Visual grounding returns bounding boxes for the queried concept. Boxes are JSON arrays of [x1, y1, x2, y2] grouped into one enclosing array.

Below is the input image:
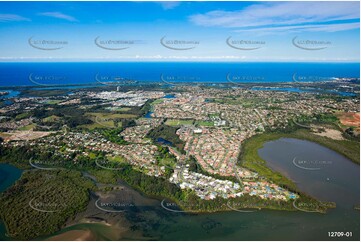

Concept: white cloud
[[189, 2, 360, 33], [0, 14, 30, 22], [38, 12, 78, 22], [157, 1, 181, 10], [234, 22, 360, 34]]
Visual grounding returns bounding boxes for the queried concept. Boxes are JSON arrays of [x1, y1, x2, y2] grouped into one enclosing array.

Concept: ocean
[[0, 62, 359, 87]]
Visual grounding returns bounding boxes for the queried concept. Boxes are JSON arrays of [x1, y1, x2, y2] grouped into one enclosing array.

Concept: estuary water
[[258, 138, 359, 209], [44, 138, 360, 241], [0, 163, 23, 241], [0, 138, 359, 240]]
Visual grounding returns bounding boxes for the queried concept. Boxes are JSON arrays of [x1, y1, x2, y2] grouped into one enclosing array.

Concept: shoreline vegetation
[[242, 128, 359, 166], [0, 169, 95, 240], [0, 125, 357, 239]]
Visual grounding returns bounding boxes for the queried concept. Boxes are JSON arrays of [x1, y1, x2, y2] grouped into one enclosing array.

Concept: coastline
[[0, 125, 357, 240], [46, 229, 94, 241]]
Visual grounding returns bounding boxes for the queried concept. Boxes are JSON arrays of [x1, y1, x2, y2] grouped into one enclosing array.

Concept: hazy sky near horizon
[[0, 1, 359, 62]]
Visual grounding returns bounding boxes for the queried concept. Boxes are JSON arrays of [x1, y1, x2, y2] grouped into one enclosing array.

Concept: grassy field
[[88, 152, 97, 159], [18, 123, 36, 131], [106, 155, 127, 163], [165, 119, 194, 126], [42, 115, 60, 122], [78, 121, 117, 130], [44, 100, 62, 105], [15, 112, 31, 120], [151, 99, 164, 105], [0, 132, 11, 139], [195, 120, 214, 127], [105, 107, 132, 112], [80, 112, 137, 129], [158, 157, 176, 168], [85, 112, 137, 119]]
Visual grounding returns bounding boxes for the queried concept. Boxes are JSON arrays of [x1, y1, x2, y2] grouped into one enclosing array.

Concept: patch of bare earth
[[46, 229, 95, 241], [4, 130, 53, 142], [337, 112, 360, 131], [312, 128, 345, 140]]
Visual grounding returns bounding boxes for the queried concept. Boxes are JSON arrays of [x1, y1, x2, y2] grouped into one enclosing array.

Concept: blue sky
[[0, 1, 359, 62]]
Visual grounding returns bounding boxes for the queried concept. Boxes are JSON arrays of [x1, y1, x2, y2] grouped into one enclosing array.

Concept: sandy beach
[[47, 229, 95, 241]]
